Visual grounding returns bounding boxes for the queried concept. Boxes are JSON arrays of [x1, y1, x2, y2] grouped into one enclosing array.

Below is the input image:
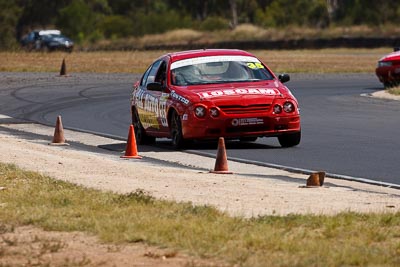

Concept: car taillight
[[210, 107, 219, 117], [194, 106, 206, 118], [283, 101, 295, 113], [273, 104, 282, 114]]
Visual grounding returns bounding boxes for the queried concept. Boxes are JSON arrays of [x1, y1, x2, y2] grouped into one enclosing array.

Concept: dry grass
[[388, 86, 400, 95], [0, 51, 166, 73], [88, 25, 400, 49], [0, 48, 388, 74]]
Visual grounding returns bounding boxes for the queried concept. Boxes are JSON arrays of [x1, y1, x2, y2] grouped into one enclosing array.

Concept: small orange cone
[[306, 171, 325, 187], [210, 137, 232, 174], [60, 58, 67, 76], [121, 125, 142, 159], [49, 115, 69, 146]]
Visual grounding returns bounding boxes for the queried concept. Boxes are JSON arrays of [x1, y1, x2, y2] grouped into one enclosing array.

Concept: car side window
[[154, 61, 167, 86], [28, 32, 35, 41], [143, 60, 162, 87], [140, 66, 152, 87]]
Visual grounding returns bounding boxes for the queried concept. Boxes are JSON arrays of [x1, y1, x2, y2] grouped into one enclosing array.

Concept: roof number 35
[[246, 62, 264, 69]]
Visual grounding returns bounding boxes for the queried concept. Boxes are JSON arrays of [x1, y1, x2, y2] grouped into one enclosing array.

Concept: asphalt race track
[[0, 72, 399, 185]]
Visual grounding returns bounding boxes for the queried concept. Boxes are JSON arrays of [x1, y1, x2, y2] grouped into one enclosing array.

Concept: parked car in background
[[376, 47, 400, 87], [130, 49, 301, 149], [20, 30, 74, 52]]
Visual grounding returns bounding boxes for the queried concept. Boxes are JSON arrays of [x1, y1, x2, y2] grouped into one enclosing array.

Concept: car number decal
[[134, 88, 168, 127], [246, 62, 264, 69], [198, 88, 280, 98]]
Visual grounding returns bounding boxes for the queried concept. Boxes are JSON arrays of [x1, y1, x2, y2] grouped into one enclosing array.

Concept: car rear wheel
[[384, 81, 399, 88], [170, 111, 186, 149], [132, 109, 155, 145], [278, 131, 301, 147]]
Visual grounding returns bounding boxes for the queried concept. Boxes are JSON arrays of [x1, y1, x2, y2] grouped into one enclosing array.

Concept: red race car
[[376, 48, 400, 87], [131, 49, 301, 149]]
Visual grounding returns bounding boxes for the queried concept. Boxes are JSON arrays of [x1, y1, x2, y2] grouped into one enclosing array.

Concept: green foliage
[[255, 0, 328, 27], [56, 0, 98, 43], [0, 0, 22, 50], [131, 9, 193, 37], [197, 16, 230, 32], [100, 15, 133, 39], [334, 0, 400, 26]]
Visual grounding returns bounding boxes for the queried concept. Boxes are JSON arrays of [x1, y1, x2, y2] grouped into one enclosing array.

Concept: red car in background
[[130, 49, 301, 149], [376, 47, 400, 87]]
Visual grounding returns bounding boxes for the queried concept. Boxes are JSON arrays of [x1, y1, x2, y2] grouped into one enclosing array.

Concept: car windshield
[[41, 34, 68, 40], [170, 55, 274, 86]]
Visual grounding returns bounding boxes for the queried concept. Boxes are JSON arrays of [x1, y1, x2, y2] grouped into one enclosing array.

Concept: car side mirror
[[278, 73, 290, 83], [146, 82, 163, 91]]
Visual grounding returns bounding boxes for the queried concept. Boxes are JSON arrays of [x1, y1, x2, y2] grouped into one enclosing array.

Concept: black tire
[[41, 45, 50, 53], [132, 109, 155, 145], [170, 111, 186, 149], [278, 131, 301, 147], [384, 82, 392, 88], [385, 80, 400, 88]]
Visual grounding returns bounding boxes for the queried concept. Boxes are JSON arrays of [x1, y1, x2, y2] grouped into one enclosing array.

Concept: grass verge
[[1, 162, 400, 266], [388, 86, 400, 96]]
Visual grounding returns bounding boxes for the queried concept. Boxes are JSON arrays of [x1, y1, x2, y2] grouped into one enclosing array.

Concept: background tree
[[0, 0, 22, 50], [56, 0, 111, 43], [255, 0, 328, 27], [229, 0, 238, 28], [326, 0, 340, 25], [16, 0, 71, 40]]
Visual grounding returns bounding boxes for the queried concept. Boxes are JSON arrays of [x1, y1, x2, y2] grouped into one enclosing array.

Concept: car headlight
[[273, 104, 282, 114], [283, 101, 295, 113], [194, 106, 206, 118], [378, 61, 392, 67], [210, 107, 219, 117]]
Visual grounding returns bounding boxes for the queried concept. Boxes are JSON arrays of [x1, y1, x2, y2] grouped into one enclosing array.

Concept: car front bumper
[[181, 115, 300, 140]]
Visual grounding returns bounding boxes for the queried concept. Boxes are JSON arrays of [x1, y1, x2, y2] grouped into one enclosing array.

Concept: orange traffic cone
[[306, 171, 325, 187], [49, 115, 69, 146], [210, 137, 232, 174], [59, 58, 67, 76], [121, 125, 142, 159]]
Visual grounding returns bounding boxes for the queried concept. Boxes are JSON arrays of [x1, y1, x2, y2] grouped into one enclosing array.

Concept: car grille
[[218, 104, 270, 114]]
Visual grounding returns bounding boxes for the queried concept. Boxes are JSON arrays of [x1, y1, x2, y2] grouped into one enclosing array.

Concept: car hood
[[174, 81, 291, 106], [379, 51, 400, 62]]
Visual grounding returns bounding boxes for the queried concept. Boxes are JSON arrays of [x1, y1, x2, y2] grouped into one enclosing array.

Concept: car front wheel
[[278, 131, 301, 147], [170, 111, 186, 149]]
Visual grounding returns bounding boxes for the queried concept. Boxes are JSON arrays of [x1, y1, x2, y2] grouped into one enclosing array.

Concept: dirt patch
[[0, 225, 223, 267]]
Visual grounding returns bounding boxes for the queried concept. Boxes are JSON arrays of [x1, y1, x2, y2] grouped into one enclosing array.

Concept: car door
[[135, 59, 169, 133]]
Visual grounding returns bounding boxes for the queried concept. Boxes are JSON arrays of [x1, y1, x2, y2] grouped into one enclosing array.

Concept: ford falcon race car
[[131, 49, 301, 149], [376, 47, 400, 87]]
